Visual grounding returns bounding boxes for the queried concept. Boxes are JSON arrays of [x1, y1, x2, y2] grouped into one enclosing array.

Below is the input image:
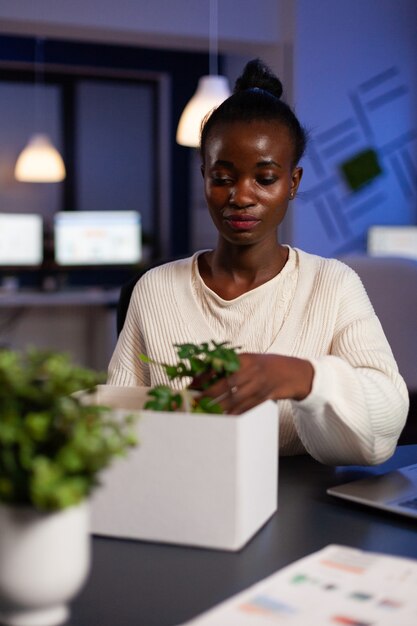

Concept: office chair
[[341, 254, 417, 445], [116, 272, 144, 336]]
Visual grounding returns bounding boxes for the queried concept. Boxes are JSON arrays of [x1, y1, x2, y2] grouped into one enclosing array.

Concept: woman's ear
[[290, 166, 303, 196]]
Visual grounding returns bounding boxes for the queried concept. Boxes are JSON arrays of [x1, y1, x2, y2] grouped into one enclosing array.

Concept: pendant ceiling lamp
[[15, 134, 66, 182], [14, 38, 66, 183], [176, 0, 231, 148]]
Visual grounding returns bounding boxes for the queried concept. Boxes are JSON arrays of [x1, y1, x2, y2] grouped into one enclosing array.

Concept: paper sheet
[[180, 544, 417, 626]]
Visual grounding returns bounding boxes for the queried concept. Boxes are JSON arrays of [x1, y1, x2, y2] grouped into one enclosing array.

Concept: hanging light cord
[[33, 37, 44, 133], [175, 0, 231, 147], [209, 0, 219, 76]]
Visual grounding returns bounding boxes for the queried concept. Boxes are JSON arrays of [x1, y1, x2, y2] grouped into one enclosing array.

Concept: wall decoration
[[301, 66, 416, 256], [340, 148, 382, 192]]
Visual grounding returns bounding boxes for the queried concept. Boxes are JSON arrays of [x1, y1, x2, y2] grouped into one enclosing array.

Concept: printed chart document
[[180, 544, 417, 625]]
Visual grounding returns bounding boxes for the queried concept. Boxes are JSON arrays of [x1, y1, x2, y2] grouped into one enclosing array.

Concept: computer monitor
[[368, 225, 417, 260], [54, 211, 142, 266], [0, 213, 43, 267]]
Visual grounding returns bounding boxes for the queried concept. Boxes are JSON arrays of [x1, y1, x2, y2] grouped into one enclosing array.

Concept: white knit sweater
[[108, 247, 408, 465]]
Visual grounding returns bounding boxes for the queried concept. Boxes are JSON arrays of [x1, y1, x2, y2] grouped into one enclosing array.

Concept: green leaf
[[0, 347, 138, 511], [194, 396, 223, 414], [24, 412, 51, 441], [144, 385, 182, 411], [140, 341, 241, 414]]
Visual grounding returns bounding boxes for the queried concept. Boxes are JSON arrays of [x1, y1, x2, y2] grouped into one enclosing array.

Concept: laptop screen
[[0, 213, 43, 267], [54, 211, 142, 266]]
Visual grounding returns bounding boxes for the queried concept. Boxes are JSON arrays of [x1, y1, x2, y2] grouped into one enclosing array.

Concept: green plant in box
[[0, 348, 137, 512], [140, 341, 241, 413]]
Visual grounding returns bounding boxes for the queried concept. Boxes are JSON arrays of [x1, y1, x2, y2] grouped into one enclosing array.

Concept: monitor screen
[[0, 213, 43, 267], [54, 211, 142, 266], [368, 226, 417, 260]]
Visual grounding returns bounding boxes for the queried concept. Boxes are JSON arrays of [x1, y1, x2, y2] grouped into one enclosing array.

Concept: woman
[[108, 59, 408, 465]]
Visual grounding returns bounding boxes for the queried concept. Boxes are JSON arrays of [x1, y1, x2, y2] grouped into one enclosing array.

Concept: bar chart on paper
[[181, 544, 417, 625]]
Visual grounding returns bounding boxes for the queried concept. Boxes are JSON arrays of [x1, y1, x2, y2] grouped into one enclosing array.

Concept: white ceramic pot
[[0, 501, 90, 626]]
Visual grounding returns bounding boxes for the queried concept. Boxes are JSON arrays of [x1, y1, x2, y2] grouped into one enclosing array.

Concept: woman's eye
[[211, 175, 232, 185], [258, 176, 277, 186]]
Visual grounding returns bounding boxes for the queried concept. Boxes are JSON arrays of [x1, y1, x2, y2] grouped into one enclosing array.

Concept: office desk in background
[[0, 289, 120, 371], [69, 445, 417, 626]]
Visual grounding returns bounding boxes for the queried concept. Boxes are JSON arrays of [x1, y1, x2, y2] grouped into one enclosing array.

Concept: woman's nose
[[229, 180, 256, 207]]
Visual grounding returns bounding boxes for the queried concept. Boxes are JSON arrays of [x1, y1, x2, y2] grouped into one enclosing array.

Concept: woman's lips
[[224, 216, 260, 230]]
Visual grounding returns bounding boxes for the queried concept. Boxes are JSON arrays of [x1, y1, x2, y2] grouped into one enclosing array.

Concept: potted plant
[[0, 347, 137, 626], [140, 340, 241, 413]]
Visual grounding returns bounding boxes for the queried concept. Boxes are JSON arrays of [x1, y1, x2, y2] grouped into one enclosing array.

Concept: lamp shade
[[15, 134, 66, 182], [176, 75, 231, 148]]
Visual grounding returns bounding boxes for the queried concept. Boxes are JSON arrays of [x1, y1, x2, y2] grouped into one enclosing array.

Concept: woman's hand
[[198, 353, 314, 415]]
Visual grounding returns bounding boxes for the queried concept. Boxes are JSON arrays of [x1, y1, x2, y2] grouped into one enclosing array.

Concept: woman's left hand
[[199, 353, 314, 415]]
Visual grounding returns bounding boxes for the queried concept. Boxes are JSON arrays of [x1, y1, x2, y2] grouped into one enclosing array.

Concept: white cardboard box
[[90, 385, 279, 551]]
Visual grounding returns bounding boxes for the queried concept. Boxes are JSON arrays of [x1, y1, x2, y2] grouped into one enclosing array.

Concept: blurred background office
[[0, 0, 416, 371]]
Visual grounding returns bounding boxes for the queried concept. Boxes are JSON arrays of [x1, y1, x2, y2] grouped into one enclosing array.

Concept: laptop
[[327, 464, 417, 520]]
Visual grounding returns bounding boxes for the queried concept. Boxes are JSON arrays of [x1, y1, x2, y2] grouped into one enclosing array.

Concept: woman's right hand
[[198, 353, 314, 415]]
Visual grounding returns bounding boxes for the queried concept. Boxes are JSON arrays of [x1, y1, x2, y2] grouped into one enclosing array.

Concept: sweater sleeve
[[107, 281, 151, 387], [291, 268, 409, 466]]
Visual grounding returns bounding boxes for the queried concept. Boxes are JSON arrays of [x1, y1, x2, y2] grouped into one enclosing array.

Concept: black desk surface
[[70, 445, 417, 626]]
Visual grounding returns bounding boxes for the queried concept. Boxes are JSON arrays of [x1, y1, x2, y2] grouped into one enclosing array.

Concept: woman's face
[[202, 120, 302, 247]]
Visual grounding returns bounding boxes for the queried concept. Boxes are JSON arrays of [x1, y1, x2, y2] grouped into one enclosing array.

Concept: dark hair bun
[[200, 57, 307, 165], [234, 58, 283, 99]]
